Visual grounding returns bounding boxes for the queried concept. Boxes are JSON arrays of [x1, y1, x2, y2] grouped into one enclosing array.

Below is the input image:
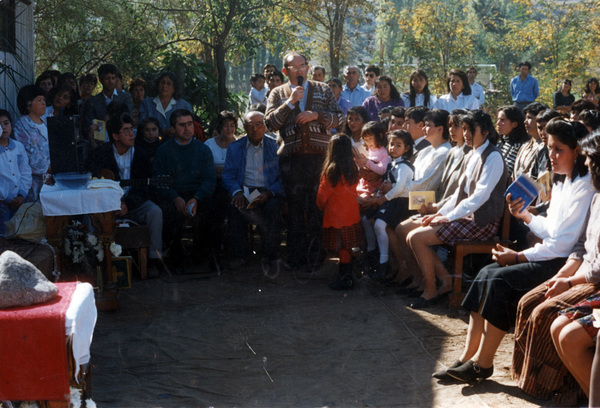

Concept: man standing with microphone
[[265, 51, 344, 270]]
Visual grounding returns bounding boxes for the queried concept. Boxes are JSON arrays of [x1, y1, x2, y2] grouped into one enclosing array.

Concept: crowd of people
[[4, 50, 600, 405]]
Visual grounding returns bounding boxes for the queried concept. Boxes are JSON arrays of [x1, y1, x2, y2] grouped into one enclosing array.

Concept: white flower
[[110, 242, 122, 257], [96, 250, 104, 262], [87, 233, 98, 246]]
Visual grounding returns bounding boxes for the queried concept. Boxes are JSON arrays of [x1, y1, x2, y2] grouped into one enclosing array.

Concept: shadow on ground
[[89, 257, 552, 407]]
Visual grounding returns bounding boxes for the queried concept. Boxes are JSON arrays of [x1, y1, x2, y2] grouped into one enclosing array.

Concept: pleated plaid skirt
[[435, 217, 500, 245], [322, 222, 365, 252]]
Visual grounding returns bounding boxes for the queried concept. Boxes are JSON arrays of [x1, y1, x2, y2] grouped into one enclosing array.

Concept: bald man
[[221, 111, 284, 268]]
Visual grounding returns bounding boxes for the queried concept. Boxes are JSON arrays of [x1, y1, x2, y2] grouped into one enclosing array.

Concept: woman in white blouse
[[204, 111, 239, 269], [407, 109, 452, 193], [435, 118, 595, 384], [401, 69, 437, 109], [433, 69, 479, 112]]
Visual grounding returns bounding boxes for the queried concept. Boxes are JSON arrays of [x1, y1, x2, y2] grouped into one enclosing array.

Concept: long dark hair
[[342, 106, 369, 136], [497, 105, 528, 143], [446, 69, 472, 96], [375, 75, 400, 100], [580, 131, 600, 190], [584, 78, 600, 95], [546, 118, 589, 182], [321, 134, 359, 187], [407, 69, 432, 108]]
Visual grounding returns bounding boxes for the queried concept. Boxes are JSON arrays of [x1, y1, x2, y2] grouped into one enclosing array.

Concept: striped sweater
[[265, 81, 344, 156]]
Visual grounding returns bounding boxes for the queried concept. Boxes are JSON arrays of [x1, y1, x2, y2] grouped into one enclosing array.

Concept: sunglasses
[[365, 73, 375, 78]]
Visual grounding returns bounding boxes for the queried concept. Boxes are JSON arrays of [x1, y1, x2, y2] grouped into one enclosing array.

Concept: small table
[[0, 282, 97, 406], [40, 183, 122, 309]]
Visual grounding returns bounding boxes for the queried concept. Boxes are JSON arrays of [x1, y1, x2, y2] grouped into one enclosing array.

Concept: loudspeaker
[[47, 116, 86, 174]]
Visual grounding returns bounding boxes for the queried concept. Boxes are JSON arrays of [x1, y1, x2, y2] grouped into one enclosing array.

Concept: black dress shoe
[[328, 275, 354, 291], [446, 360, 493, 384], [432, 360, 463, 380], [410, 296, 435, 309]]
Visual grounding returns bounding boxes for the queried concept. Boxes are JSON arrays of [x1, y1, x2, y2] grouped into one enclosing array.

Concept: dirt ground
[[88, 253, 564, 408]]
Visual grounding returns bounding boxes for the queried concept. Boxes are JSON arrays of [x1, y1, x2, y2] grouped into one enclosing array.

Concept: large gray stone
[[0, 250, 59, 309]]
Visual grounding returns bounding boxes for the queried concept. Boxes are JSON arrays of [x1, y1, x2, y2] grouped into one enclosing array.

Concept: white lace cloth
[[40, 182, 122, 216]]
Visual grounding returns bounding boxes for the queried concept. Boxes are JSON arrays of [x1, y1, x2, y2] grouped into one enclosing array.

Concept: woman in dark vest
[[404, 110, 506, 310]]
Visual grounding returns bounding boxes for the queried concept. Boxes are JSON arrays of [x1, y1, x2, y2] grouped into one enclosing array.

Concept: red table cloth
[[0, 281, 77, 401]]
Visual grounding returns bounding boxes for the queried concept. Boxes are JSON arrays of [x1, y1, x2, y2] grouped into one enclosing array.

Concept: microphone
[[297, 76, 304, 87]]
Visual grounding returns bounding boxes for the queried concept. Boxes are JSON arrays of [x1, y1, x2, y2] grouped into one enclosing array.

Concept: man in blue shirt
[[510, 61, 539, 111], [340, 65, 371, 107]]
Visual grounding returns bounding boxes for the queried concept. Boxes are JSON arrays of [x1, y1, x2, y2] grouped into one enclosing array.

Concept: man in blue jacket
[[222, 111, 283, 268]]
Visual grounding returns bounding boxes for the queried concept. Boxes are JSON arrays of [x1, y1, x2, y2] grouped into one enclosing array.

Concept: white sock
[[374, 219, 389, 263]]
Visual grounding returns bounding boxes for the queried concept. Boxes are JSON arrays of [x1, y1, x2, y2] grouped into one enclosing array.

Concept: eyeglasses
[[120, 126, 134, 134], [286, 64, 307, 72], [365, 73, 375, 78], [245, 121, 265, 128]]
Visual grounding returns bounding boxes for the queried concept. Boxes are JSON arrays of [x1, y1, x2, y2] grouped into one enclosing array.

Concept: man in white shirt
[[340, 65, 371, 107], [88, 113, 163, 276], [467, 66, 485, 108], [361, 65, 380, 93]]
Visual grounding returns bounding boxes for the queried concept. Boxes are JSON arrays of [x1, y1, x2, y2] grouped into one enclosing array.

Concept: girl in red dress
[[317, 134, 365, 290]]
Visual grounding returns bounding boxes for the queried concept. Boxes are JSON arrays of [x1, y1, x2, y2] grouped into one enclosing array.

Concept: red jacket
[[316, 176, 361, 228]]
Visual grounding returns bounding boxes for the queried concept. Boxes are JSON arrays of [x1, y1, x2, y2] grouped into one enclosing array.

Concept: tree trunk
[[215, 43, 228, 112]]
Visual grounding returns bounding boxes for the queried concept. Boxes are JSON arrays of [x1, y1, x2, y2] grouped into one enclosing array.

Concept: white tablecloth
[[40, 181, 122, 216], [65, 282, 97, 380]]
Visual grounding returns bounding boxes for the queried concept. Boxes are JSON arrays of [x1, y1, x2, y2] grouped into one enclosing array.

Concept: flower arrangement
[[64, 220, 122, 264]]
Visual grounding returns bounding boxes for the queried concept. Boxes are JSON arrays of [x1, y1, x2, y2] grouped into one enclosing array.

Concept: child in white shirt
[[248, 73, 267, 110]]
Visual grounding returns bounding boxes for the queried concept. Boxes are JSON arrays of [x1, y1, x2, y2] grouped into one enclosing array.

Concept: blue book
[[504, 174, 541, 212]]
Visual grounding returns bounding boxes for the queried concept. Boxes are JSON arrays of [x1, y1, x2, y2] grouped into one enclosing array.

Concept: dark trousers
[[280, 154, 325, 265], [159, 192, 210, 257], [227, 191, 282, 261]]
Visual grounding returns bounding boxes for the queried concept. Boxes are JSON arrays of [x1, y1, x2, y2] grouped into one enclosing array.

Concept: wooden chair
[[114, 225, 151, 279], [448, 204, 512, 308]]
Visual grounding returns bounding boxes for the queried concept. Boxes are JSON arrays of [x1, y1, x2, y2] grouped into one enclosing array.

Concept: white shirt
[[243, 139, 265, 188], [113, 145, 134, 194], [103, 89, 119, 106], [439, 140, 504, 221], [204, 137, 227, 167], [405, 141, 452, 196], [0, 138, 32, 201], [153, 96, 176, 118], [401, 93, 437, 109], [385, 157, 414, 201], [523, 173, 596, 262], [361, 83, 374, 93], [433, 92, 479, 112], [470, 82, 485, 107]]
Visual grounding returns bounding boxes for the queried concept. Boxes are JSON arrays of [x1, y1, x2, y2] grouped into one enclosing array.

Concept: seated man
[[222, 111, 283, 268], [153, 109, 216, 267], [87, 113, 163, 276]]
